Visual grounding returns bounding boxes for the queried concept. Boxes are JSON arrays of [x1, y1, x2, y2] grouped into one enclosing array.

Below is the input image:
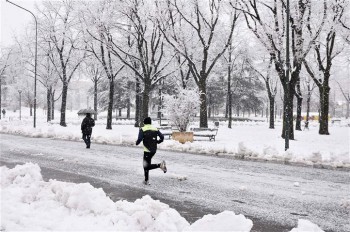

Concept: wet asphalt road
[[1, 133, 349, 232]]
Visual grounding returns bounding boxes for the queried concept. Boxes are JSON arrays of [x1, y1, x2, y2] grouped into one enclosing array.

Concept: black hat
[[143, 117, 152, 124]]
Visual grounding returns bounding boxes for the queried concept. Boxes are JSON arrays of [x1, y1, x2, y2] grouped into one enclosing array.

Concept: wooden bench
[[190, 128, 218, 141]]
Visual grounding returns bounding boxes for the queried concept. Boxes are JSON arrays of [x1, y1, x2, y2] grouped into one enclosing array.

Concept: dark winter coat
[[136, 124, 164, 153], [81, 116, 95, 135]]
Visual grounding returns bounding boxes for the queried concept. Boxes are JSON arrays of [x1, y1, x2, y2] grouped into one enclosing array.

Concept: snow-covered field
[[1, 108, 349, 168], [1, 109, 347, 231], [0, 163, 324, 231]]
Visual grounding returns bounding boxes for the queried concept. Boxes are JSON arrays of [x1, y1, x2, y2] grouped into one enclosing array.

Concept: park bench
[[190, 128, 218, 141], [331, 119, 341, 124]]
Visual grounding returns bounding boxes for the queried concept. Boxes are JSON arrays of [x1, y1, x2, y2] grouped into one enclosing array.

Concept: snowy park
[[1, 0, 350, 231], [1, 109, 349, 231]]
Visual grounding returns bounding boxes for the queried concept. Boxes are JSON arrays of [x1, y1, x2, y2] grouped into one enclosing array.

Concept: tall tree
[[0, 47, 12, 120], [336, 81, 349, 119], [38, 0, 86, 126], [160, 0, 239, 128], [303, 0, 345, 134], [249, 57, 278, 129], [107, 0, 175, 124], [79, 0, 125, 129], [235, 0, 327, 139], [85, 61, 103, 121]]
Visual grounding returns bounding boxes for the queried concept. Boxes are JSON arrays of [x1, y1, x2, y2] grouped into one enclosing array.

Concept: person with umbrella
[[81, 112, 95, 148]]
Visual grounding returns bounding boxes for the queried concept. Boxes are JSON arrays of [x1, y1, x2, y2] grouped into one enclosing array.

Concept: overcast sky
[[0, 0, 348, 102], [0, 0, 39, 47]]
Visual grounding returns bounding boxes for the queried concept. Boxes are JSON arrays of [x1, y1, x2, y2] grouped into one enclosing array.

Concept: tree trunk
[[281, 85, 294, 140], [319, 87, 330, 135], [199, 79, 208, 128], [127, 81, 131, 119], [305, 91, 311, 129], [30, 104, 33, 116], [208, 94, 212, 119], [94, 79, 98, 121], [118, 108, 122, 117], [60, 83, 68, 127], [47, 88, 51, 122], [228, 93, 232, 129], [346, 101, 349, 119], [127, 98, 130, 119], [295, 95, 303, 131], [134, 78, 141, 127], [141, 82, 151, 124], [225, 96, 228, 119], [51, 92, 55, 120], [269, 98, 275, 129], [106, 77, 114, 130], [158, 87, 162, 119]]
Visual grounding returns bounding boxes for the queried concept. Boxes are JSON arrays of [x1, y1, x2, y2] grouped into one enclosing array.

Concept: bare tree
[[336, 81, 350, 119], [234, 0, 327, 139], [0, 47, 13, 120], [38, 0, 86, 126], [165, 0, 192, 89], [222, 43, 241, 128], [303, 0, 345, 134], [106, 0, 175, 125], [249, 57, 278, 129], [85, 61, 103, 121], [160, 0, 239, 128], [302, 75, 316, 129], [79, 0, 126, 129], [338, 1, 350, 45]]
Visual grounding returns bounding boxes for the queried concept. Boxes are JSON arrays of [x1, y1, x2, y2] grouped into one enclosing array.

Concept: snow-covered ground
[[0, 108, 348, 231], [0, 163, 324, 231], [1, 108, 349, 168]]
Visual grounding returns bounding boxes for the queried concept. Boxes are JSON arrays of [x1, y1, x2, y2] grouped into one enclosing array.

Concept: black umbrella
[[77, 109, 97, 115]]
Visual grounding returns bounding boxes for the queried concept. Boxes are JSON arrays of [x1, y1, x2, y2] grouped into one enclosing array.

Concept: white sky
[[0, 0, 39, 47]]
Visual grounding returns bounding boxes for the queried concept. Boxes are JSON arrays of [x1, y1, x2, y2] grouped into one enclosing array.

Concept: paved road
[[1, 133, 349, 232]]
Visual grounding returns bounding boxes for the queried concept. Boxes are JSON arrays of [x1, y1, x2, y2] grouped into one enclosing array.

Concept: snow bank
[[0, 163, 254, 231], [290, 219, 324, 232]]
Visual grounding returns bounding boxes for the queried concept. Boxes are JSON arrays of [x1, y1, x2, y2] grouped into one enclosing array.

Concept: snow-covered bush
[[163, 89, 200, 132]]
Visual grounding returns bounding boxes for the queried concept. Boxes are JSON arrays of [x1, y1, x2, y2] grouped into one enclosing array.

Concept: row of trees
[[1, 0, 349, 139]]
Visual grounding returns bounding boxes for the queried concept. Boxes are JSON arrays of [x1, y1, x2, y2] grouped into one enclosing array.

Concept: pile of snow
[[290, 219, 324, 232], [0, 163, 253, 231], [1, 163, 325, 231]]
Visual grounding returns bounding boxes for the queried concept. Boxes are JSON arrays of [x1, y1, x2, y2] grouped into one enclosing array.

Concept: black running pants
[[143, 152, 159, 181]]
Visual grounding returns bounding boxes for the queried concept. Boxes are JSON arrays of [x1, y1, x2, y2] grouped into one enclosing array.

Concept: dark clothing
[[82, 134, 92, 148], [136, 124, 164, 153], [81, 116, 95, 135], [143, 152, 160, 181], [81, 116, 95, 148], [136, 124, 164, 181]]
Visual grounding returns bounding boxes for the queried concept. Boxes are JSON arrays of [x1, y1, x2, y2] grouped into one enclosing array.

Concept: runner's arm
[[136, 129, 143, 145], [157, 130, 164, 144]]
